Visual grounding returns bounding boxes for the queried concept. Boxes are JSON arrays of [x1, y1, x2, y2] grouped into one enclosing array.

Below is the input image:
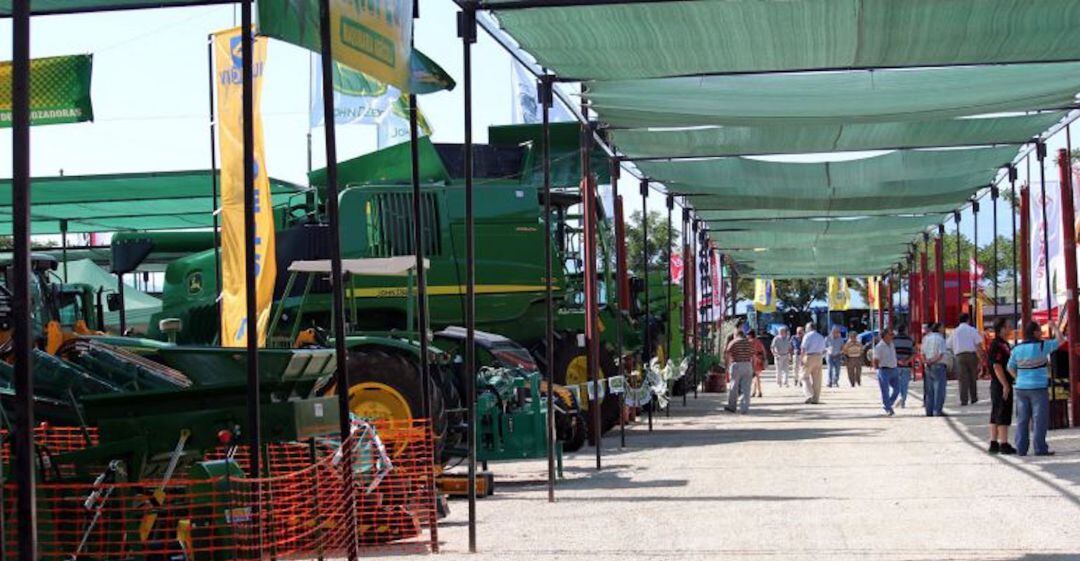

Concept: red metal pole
[[1020, 183, 1033, 326], [614, 194, 629, 311], [877, 277, 885, 330], [921, 233, 931, 333], [1055, 148, 1080, 427], [582, 175, 601, 469], [935, 224, 946, 324]]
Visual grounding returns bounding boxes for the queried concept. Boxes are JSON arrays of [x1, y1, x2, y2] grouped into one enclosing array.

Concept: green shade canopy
[[0, 0, 230, 16], [0, 170, 307, 234], [492, 0, 1080, 80], [588, 63, 1080, 128], [611, 112, 1065, 158]]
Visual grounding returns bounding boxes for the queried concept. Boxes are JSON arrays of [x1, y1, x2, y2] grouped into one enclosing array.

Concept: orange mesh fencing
[[1, 418, 438, 560]]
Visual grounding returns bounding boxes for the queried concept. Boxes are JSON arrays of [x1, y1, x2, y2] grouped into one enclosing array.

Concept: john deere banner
[[259, 0, 452, 94], [214, 28, 277, 347], [753, 278, 775, 312], [827, 277, 850, 310], [0, 54, 93, 127]]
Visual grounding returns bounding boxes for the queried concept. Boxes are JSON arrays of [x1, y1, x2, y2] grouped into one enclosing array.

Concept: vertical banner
[[214, 28, 277, 347], [827, 277, 850, 310], [753, 279, 775, 312], [711, 250, 722, 318], [1031, 177, 1064, 310], [866, 276, 880, 310], [510, 60, 574, 124]]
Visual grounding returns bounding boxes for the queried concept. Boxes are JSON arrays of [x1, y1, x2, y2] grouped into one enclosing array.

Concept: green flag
[[0, 54, 93, 128], [258, 0, 454, 94]]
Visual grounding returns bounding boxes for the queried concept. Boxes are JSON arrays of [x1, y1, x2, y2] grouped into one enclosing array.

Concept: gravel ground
[[432, 369, 1080, 560]]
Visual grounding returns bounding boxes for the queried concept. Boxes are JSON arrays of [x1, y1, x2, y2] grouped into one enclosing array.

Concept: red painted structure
[[1020, 184, 1032, 326], [909, 271, 974, 333], [1055, 148, 1080, 427]]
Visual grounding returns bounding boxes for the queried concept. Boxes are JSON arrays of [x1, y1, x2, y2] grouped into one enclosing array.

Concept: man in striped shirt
[[725, 329, 756, 413]]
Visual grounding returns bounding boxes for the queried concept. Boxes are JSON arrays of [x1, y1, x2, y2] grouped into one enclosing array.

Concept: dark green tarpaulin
[[0, 0, 230, 16], [0, 170, 307, 234], [492, 0, 1080, 80]]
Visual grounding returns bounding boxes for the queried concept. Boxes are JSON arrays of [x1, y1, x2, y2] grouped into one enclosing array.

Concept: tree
[[625, 210, 679, 276], [977, 235, 1016, 286], [774, 279, 827, 313]]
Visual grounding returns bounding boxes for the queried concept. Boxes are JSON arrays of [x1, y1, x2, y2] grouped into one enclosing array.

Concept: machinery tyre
[[542, 382, 588, 453], [328, 348, 450, 459], [550, 337, 621, 436]]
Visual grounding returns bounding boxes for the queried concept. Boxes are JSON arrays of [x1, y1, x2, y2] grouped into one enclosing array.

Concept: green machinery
[[133, 123, 676, 441]]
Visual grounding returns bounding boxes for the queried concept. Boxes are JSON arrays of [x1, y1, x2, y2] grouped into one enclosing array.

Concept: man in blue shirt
[[1006, 319, 1065, 456]]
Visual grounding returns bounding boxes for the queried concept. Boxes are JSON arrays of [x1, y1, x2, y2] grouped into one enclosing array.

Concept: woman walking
[[841, 332, 864, 387], [1006, 319, 1065, 456], [987, 318, 1016, 454], [749, 330, 767, 398]]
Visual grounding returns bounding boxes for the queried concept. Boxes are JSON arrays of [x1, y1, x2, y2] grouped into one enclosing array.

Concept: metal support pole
[[1020, 176, 1033, 326], [973, 198, 980, 315], [11, 0, 37, 557], [935, 225, 946, 324], [60, 219, 69, 282], [992, 185, 1000, 309], [117, 273, 126, 334], [457, 2, 479, 550], [955, 211, 962, 316], [1010, 166, 1019, 329], [316, 2, 358, 556], [610, 158, 626, 449], [239, 0, 263, 485], [1054, 149, 1080, 427], [583, 143, 602, 470], [921, 232, 931, 332], [692, 219, 700, 399], [641, 179, 652, 432], [208, 37, 222, 305], [541, 76, 558, 498]]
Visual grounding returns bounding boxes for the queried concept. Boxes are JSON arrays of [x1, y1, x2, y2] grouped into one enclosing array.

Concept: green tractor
[[135, 123, 675, 442]]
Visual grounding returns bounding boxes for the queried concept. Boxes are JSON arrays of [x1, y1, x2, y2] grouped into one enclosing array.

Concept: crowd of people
[[723, 313, 1065, 457]]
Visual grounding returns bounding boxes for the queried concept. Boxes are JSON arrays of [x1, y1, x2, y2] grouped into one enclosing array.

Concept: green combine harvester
[[122, 123, 682, 446]]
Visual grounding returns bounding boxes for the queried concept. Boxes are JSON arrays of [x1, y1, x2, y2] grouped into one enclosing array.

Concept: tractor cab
[[0, 254, 100, 351]]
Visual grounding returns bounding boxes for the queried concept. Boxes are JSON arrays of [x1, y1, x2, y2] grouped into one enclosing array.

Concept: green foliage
[[625, 210, 679, 276]]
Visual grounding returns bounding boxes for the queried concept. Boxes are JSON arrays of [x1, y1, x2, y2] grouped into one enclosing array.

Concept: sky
[[0, 0, 1076, 260]]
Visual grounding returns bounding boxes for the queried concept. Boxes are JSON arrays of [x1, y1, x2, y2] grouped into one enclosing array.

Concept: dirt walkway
[[434, 370, 1080, 560]]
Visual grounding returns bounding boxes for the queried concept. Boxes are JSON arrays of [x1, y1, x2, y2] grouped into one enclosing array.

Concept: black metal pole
[[641, 179, 652, 432], [458, 2, 479, 551], [208, 36, 222, 306], [240, 0, 262, 485], [992, 185, 999, 309], [611, 157, 625, 449], [316, 60, 360, 512], [692, 218, 699, 399], [1011, 166, 1019, 328], [12, 1, 37, 558], [583, 111, 602, 471], [973, 198, 980, 314], [60, 219, 68, 282], [117, 272, 126, 334], [541, 76, 557, 500], [1038, 142, 1053, 312]]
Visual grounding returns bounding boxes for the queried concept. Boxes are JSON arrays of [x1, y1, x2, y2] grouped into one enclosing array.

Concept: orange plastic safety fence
[[1, 419, 438, 560], [0, 425, 99, 464]]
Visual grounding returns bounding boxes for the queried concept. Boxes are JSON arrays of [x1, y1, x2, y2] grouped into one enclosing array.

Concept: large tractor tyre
[[550, 337, 621, 436], [327, 348, 451, 460], [541, 382, 588, 453]]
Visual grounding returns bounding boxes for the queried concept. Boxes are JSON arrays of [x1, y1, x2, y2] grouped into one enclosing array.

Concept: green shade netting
[[611, 112, 1065, 158], [698, 203, 960, 222], [588, 63, 1080, 128], [0, 170, 307, 234], [705, 215, 940, 249], [0, 0, 229, 16], [641, 146, 1015, 197], [493, 0, 1080, 80]]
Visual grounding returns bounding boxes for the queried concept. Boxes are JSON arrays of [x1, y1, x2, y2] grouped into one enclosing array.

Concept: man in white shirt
[[771, 326, 793, 387], [921, 323, 948, 416], [873, 330, 901, 416], [949, 313, 985, 406], [801, 322, 827, 404]]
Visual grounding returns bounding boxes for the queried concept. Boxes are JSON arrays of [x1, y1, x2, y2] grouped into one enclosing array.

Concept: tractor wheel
[[550, 337, 621, 436], [541, 382, 588, 453], [325, 348, 450, 460]]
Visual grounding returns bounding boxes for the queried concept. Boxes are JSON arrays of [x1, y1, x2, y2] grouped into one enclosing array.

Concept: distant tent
[[62, 259, 161, 331]]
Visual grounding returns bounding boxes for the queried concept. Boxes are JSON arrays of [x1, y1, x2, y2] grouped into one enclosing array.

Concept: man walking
[[725, 329, 756, 414], [825, 326, 845, 388], [873, 330, 901, 416], [893, 324, 916, 408], [792, 326, 804, 387], [949, 313, 985, 406], [801, 322, 826, 404], [771, 326, 793, 387], [921, 322, 948, 416]]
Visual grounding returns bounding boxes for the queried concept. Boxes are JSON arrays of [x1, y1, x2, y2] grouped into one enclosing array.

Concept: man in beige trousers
[[800, 322, 826, 404]]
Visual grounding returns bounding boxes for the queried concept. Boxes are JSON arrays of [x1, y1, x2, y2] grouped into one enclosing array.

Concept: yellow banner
[[753, 279, 775, 312], [827, 277, 850, 311], [214, 28, 277, 347], [866, 277, 880, 310]]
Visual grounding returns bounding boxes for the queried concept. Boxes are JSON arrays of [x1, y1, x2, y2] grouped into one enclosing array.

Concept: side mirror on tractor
[[106, 293, 122, 312]]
